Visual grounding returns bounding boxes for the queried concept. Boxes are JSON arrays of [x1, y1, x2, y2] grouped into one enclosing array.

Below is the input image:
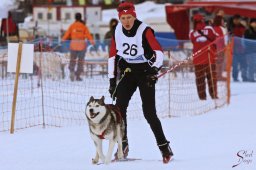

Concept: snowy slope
[[0, 82, 256, 170], [0, 0, 16, 18], [102, 1, 166, 23]]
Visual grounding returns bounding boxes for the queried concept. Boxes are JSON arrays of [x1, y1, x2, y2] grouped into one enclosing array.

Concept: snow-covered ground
[[102, 1, 166, 23], [0, 82, 255, 170], [0, 0, 16, 18]]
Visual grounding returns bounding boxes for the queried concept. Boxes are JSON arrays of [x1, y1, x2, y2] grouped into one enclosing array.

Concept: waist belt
[[121, 67, 148, 74], [123, 54, 147, 63]]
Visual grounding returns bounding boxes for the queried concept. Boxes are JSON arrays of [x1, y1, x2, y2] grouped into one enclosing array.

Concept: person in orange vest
[[62, 12, 95, 81]]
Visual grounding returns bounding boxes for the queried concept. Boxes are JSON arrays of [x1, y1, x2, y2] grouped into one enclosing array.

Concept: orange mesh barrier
[[0, 38, 232, 132]]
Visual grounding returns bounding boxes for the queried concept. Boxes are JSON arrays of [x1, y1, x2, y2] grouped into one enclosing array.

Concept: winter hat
[[193, 13, 204, 22], [193, 14, 205, 30], [250, 18, 256, 23], [117, 2, 136, 18], [75, 12, 82, 21], [233, 14, 241, 19]]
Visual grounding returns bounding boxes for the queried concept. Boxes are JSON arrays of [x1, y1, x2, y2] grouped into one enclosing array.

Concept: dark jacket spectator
[[228, 14, 247, 81], [244, 18, 256, 40], [244, 18, 256, 82], [104, 18, 118, 47], [228, 14, 246, 37]]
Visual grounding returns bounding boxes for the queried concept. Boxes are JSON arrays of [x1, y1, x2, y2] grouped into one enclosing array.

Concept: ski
[[96, 157, 174, 165], [96, 158, 142, 165], [112, 157, 142, 162]]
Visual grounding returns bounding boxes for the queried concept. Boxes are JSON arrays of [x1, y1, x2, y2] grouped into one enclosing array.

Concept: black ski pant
[[115, 72, 168, 146], [69, 50, 86, 77]]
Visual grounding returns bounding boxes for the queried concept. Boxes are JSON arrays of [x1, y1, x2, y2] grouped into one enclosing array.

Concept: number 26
[[123, 43, 138, 56]]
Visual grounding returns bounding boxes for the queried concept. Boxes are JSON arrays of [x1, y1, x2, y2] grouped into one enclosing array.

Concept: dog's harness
[[96, 104, 123, 139], [106, 104, 122, 123], [98, 131, 106, 139]]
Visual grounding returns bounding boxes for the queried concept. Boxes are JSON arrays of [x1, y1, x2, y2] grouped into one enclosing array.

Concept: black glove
[[146, 67, 159, 87], [146, 74, 158, 87], [148, 66, 159, 75], [109, 78, 117, 100]]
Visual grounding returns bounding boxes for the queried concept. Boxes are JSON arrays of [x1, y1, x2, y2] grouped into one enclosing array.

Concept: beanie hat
[[75, 12, 82, 21], [193, 14, 205, 30], [193, 13, 204, 22], [233, 14, 241, 19], [117, 2, 136, 18]]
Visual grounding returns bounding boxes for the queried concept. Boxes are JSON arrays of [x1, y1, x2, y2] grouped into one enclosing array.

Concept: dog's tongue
[[90, 112, 94, 117]]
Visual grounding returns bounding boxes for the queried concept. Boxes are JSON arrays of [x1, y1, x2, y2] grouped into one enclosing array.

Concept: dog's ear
[[89, 96, 94, 102], [99, 96, 105, 105], [101, 96, 105, 101]]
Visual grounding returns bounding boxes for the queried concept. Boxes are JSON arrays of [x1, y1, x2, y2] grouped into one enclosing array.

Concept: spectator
[[0, 11, 19, 43], [205, 19, 213, 26], [62, 12, 95, 81], [228, 14, 247, 82], [189, 13, 218, 100], [213, 15, 227, 81], [244, 18, 256, 82], [215, 8, 225, 17], [108, 2, 173, 163], [104, 18, 118, 48]]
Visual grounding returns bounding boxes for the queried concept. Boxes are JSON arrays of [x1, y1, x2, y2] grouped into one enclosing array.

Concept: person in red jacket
[[0, 11, 19, 42], [108, 2, 173, 163], [213, 15, 227, 81], [189, 14, 218, 100]]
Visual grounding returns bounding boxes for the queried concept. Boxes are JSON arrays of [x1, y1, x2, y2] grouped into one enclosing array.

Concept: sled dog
[[85, 96, 124, 164]]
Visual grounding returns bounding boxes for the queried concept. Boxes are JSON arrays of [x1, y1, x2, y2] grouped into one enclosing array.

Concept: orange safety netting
[[0, 38, 232, 132]]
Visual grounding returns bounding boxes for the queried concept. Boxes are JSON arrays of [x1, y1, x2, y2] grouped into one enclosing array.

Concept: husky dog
[[85, 96, 124, 164]]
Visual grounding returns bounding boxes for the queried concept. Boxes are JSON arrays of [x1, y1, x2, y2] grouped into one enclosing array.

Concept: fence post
[[39, 41, 46, 128], [207, 46, 217, 108], [226, 37, 234, 105], [10, 42, 23, 134]]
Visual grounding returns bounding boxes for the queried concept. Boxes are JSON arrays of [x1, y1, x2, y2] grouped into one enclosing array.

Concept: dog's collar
[[97, 130, 106, 139]]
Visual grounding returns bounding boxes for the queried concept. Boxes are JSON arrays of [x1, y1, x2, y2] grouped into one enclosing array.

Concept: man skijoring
[[107, 1, 173, 163]]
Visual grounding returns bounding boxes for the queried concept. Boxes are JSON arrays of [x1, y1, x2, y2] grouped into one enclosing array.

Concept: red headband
[[117, 2, 136, 18]]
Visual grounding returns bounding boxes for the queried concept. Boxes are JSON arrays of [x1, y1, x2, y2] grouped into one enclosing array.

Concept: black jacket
[[244, 26, 256, 53]]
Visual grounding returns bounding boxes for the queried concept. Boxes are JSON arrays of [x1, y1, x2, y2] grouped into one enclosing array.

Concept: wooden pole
[[226, 38, 234, 105], [39, 42, 46, 128], [10, 42, 23, 134], [207, 46, 217, 108]]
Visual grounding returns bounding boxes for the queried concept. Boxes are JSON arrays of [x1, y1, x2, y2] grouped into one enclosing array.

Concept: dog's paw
[[117, 152, 124, 159], [92, 158, 99, 164], [100, 156, 105, 163], [104, 159, 111, 165]]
